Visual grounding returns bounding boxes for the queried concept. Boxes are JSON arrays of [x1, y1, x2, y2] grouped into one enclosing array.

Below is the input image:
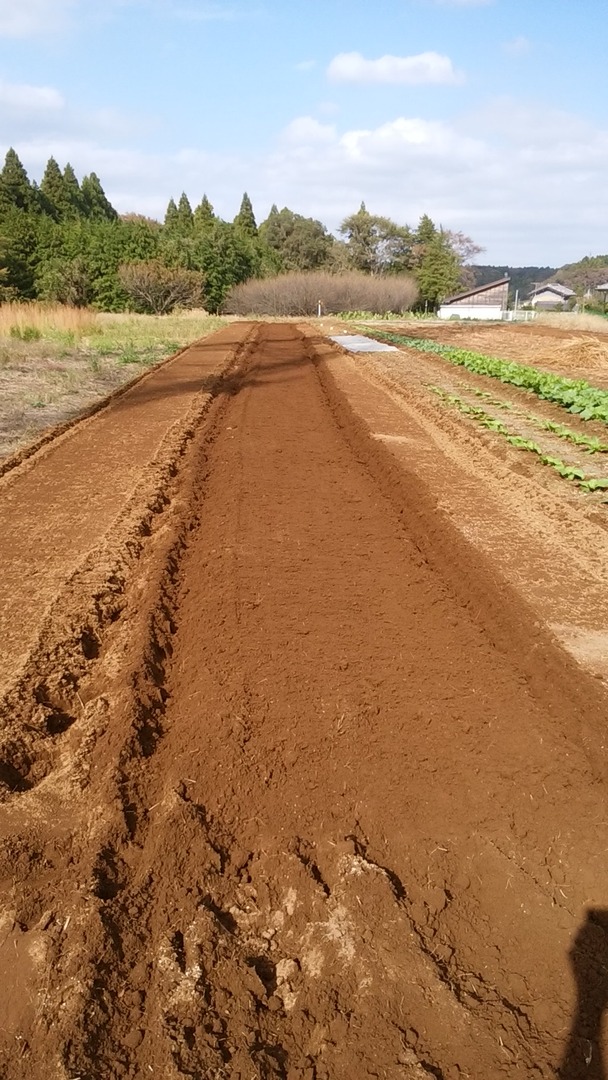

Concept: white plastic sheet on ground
[[329, 335, 398, 353]]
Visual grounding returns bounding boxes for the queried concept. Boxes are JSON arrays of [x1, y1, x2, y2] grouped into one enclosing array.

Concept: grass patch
[[0, 304, 227, 460]]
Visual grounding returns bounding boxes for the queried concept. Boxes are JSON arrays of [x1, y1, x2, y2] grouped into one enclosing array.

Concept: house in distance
[[527, 282, 575, 310], [438, 277, 510, 321]]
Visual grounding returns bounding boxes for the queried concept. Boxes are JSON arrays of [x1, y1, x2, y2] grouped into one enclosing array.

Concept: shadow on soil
[[560, 909, 608, 1079], [112, 333, 318, 409]]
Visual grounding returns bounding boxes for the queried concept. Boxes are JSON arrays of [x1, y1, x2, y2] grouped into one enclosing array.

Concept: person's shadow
[[560, 909, 608, 1078]]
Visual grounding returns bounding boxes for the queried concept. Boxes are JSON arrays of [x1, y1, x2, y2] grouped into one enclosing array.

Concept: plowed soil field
[[1, 321, 608, 1080]]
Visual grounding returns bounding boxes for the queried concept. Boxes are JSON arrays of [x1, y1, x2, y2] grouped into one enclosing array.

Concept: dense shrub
[[223, 271, 418, 316]]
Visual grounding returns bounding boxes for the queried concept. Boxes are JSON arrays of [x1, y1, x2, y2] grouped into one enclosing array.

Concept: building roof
[[530, 282, 575, 299], [442, 277, 510, 305], [596, 282, 608, 292]]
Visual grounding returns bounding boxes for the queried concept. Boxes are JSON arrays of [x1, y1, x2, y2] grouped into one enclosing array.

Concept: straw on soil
[[552, 336, 608, 369]]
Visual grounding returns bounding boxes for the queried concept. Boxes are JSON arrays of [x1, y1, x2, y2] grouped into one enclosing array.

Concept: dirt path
[[1, 324, 607, 1078]]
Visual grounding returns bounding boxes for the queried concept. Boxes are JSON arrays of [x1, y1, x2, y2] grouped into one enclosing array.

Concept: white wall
[[438, 305, 504, 321]]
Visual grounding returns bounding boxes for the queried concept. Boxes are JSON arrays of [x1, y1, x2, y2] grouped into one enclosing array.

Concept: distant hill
[[550, 255, 608, 293], [472, 265, 556, 300], [473, 258, 608, 300]]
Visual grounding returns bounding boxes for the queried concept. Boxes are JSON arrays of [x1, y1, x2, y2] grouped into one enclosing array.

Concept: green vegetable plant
[[462, 388, 608, 453], [358, 328, 608, 427], [428, 386, 608, 493]]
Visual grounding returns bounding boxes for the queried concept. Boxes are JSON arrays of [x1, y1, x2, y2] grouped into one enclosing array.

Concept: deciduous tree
[[118, 259, 204, 314], [38, 256, 94, 307], [339, 203, 411, 275]]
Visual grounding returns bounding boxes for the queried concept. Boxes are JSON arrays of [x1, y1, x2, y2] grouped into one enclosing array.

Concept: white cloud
[[338, 116, 483, 161], [327, 51, 465, 86], [0, 0, 255, 36], [2, 76, 608, 265], [0, 80, 65, 112], [0, 0, 76, 36], [503, 35, 531, 56], [281, 116, 336, 145], [262, 102, 608, 264], [0, 77, 152, 143]]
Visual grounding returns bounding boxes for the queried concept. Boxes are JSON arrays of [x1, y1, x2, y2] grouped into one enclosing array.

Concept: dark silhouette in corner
[[560, 909, 608, 1078]]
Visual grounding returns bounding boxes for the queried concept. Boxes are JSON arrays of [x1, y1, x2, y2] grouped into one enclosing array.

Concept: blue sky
[[0, 0, 606, 264]]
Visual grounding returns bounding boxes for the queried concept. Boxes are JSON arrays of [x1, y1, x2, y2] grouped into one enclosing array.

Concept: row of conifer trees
[[0, 148, 475, 313]]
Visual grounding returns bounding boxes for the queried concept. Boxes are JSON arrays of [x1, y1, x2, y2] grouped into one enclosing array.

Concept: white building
[[528, 283, 575, 310]]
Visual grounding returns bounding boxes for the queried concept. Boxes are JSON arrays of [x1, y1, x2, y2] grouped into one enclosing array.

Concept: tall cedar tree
[[62, 163, 83, 218], [176, 193, 194, 234], [80, 173, 117, 221], [164, 198, 179, 230], [0, 149, 34, 214], [234, 192, 258, 237], [39, 158, 70, 220], [415, 230, 461, 308], [415, 214, 437, 246], [193, 195, 216, 231]]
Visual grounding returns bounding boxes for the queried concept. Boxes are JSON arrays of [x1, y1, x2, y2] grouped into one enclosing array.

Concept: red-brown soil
[[1, 322, 607, 1079]]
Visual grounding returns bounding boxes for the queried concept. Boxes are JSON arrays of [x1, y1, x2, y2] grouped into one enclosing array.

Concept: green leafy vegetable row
[[358, 328, 608, 427], [428, 386, 608, 493], [467, 388, 608, 453]]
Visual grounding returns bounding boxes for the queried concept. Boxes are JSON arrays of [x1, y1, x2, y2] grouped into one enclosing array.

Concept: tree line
[[0, 149, 482, 314]]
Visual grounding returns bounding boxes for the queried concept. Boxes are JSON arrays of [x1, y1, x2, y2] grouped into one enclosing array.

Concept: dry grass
[[537, 312, 608, 333], [0, 305, 226, 461], [0, 302, 97, 337]]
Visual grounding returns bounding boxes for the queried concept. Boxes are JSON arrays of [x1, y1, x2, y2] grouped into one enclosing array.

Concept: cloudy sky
[[0, 0, 606, 265]]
